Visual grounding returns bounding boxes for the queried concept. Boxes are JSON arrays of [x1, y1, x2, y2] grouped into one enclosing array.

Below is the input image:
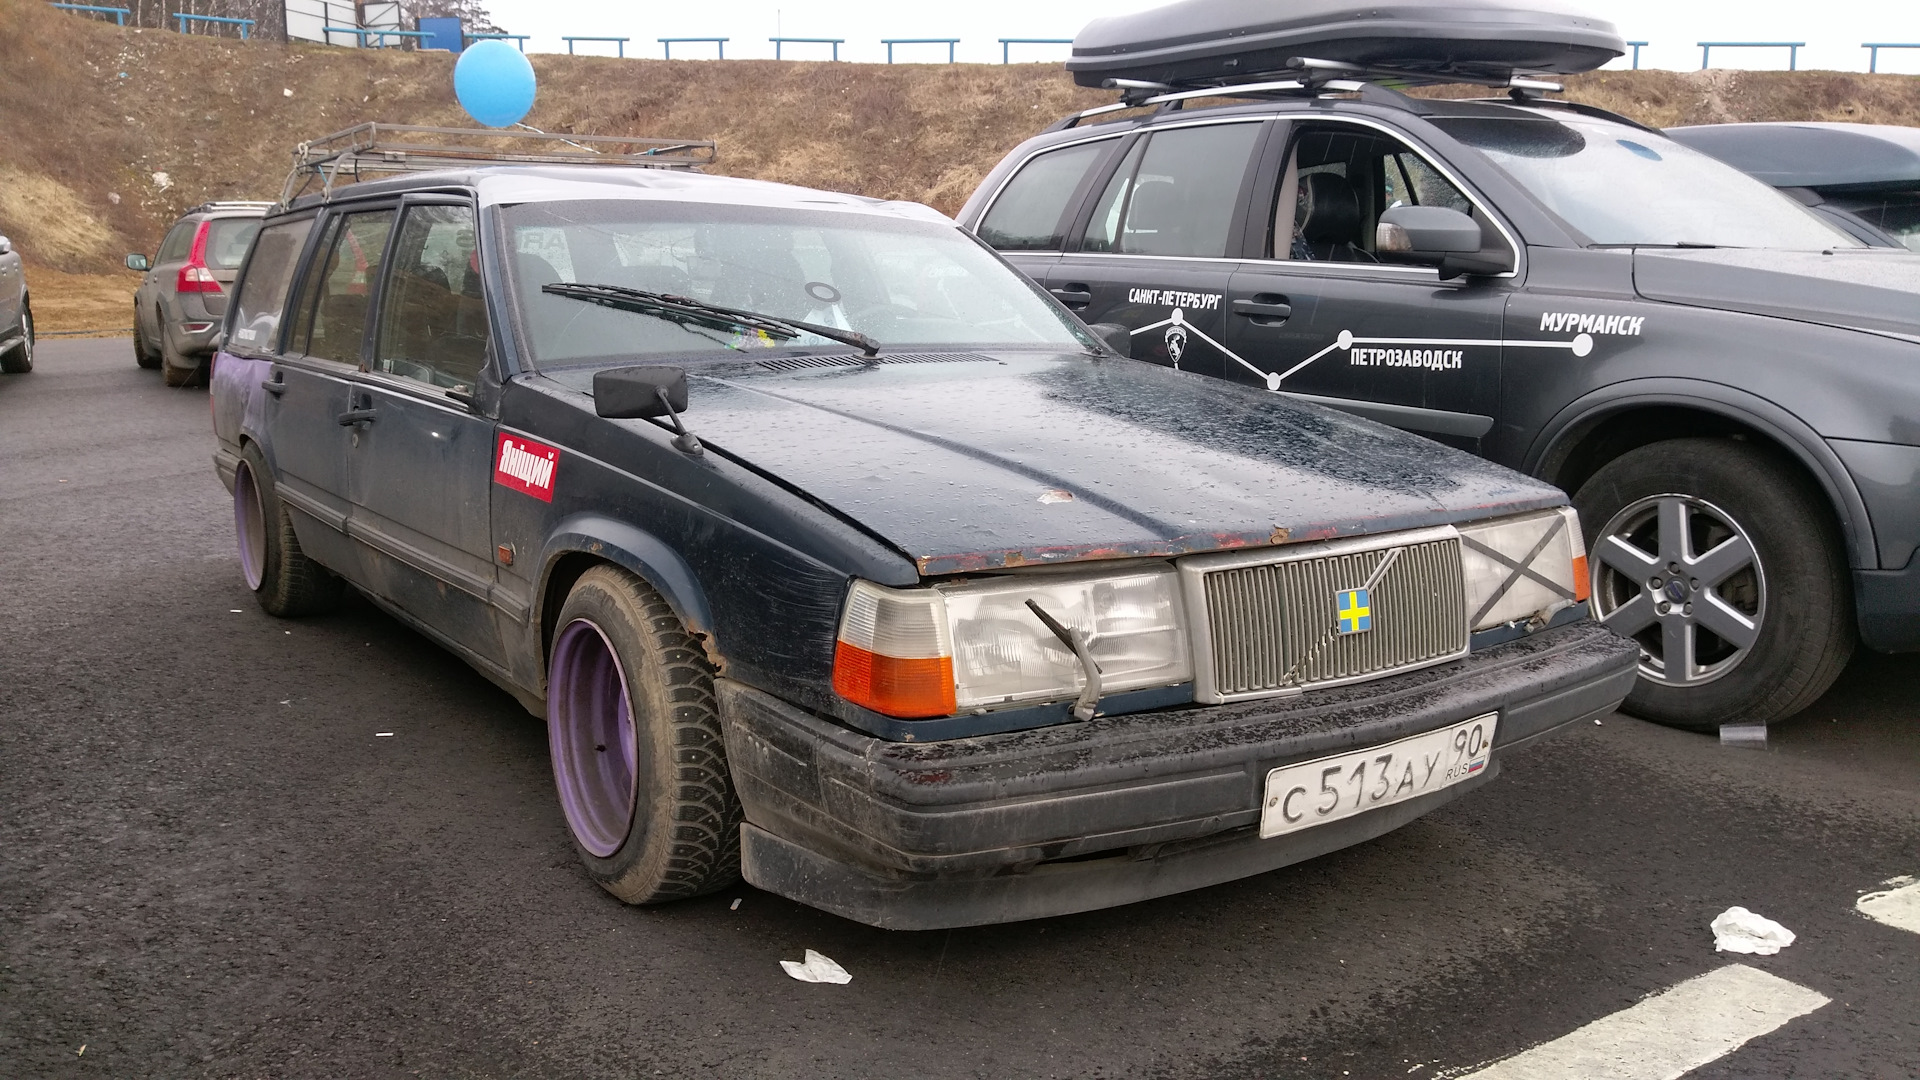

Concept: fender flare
[[1525, 378, 1877, 569], [536, 513, 718, 646]]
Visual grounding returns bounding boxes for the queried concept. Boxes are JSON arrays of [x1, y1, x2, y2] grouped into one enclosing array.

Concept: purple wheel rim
[[234, 460, 267, 592], [548, 618, 638, 858]]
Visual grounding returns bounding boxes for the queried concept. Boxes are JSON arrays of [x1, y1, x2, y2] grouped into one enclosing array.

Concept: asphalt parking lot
[[3, 338, 1916, 1079]]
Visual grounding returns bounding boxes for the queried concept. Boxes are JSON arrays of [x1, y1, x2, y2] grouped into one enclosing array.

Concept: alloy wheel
[[1590, 493, 1765, 686]]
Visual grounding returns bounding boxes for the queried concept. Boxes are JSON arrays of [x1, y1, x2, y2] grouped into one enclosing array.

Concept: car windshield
[[1432, 115, 1860, 249], [1828, 191, 1920, 252], [207, 217, 263, 270], [501, 200, 1092, 367]]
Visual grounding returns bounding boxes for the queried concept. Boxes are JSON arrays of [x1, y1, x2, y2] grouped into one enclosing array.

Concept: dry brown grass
[[5, 0, 1920, 324], [22, 261, 140, 333]]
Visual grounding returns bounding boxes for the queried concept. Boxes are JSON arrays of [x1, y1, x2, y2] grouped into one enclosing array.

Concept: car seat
[[1295, 173, 1378, 262]]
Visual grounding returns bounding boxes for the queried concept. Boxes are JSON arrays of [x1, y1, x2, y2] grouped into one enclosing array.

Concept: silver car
[[127, 202, 270, 386], [0, 232, 30, 375]]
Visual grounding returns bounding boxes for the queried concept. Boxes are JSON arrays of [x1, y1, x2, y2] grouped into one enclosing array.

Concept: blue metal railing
[[464, 32, 529, 50], [173, 11, 252, 39], [769, 37, 843, 60], [1699, 41, 1805, 70], [325, 26, 431, 48], [48, 3, 127, 25], [883, 38, 958, 63], [1625, 40, 1648, 69], [659, 37, 727, 59], [998, 38, 1071, 63], [1863, 42, 1920, 73], [563, 35, 629, 57]]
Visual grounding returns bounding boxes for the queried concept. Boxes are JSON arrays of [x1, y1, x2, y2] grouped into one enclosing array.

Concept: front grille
[[1201, 536, 1467, 699]]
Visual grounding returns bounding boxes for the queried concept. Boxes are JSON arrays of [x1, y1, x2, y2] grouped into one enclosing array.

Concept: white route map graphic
[[1130, 307, 1596, 392]]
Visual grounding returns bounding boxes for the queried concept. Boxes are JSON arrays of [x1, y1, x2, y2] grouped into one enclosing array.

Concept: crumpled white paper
[[1711, 906, 1797, 955], [780, 949, 852, 984]]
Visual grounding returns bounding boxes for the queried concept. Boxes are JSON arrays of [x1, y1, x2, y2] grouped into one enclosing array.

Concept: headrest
[[1298, 172, 1361, 242]]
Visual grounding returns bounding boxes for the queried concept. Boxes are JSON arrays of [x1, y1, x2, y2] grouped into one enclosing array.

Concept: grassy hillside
[[4, 0, 1919, 328]]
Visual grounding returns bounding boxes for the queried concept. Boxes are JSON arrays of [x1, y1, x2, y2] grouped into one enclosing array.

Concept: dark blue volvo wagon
[[209, 126, 1635, 928]]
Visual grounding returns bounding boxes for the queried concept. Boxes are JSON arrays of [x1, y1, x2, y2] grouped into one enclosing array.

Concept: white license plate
[[1259, 713, 1498, 839]]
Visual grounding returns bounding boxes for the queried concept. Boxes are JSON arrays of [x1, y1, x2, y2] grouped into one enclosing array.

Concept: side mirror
[[1086, 322, 1132, 358], [594, 365, 689, 418], [0, 236, 11, 256], [126, 253, 151, 272], [1376, 205, 1514, 280]]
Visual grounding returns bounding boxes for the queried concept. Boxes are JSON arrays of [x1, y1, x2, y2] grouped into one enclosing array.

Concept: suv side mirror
[[1376, 205, 1514, 279], [1086, 322, 1132, 358], [594, 365, 689, 419], [126, 253, 151, 272]]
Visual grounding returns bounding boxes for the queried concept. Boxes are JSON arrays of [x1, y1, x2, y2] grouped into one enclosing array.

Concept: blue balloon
[[454, 40, 536, 128]]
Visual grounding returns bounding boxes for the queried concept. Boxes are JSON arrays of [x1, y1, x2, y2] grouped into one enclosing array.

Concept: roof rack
[[1049, 59, 1566, 130], [189, 200, 278, 215], [280, 123, 719, 205]]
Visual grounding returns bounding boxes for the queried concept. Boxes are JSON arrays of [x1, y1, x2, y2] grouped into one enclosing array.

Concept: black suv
[[960, 0, 1920, 730], [208, 127, 1632, 928]]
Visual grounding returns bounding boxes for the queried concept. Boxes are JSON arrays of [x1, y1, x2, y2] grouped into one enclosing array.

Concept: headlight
[[1458, 507, 1588, 632], [832, 566, 1192, 718]]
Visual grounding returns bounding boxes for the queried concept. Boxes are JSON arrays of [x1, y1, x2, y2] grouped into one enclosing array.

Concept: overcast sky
[[480, 0, 1920, 73]]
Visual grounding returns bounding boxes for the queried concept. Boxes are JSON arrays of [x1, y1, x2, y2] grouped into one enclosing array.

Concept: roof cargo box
[[1067, 0, 1625, 89]]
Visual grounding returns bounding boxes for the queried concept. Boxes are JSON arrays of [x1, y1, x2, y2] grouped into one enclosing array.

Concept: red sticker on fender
[[495, 434, 559, 502]]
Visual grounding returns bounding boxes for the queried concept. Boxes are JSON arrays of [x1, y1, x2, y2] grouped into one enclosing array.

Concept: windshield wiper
[[542, 282, 880, 357], [1590, 241, 1722, 249]]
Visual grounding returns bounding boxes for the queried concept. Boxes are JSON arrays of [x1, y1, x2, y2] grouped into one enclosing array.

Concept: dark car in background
[[0, 231, 31, 375], [1665, 122, 1920, 251], [206, 126, 1634, 929], [959, 0, 1920, 732], [127, 201, 271, 386]]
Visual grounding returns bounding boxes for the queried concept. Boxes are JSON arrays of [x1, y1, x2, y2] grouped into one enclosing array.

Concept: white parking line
[[1858, 878, 1920, 934], [1459, 964, 1828, 1080]]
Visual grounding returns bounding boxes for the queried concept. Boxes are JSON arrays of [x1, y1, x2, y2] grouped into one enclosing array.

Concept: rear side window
[[156, 221, 195, 263], [286, 211, 395, 364], [1082, 123, 1263, 257], [206, 218, 263, 270], [978, 140, 1112, 251], [227, 217, 314, 355]]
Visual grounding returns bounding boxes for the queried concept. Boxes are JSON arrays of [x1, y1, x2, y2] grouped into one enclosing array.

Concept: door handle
[[1050, 285, 1093, 308], [336, 407, 377, 426], [262, 373, 286, 397], [1232, 296, 1293, 324]]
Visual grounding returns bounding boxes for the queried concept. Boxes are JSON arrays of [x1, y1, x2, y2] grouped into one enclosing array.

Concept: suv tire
[[160, 330, 200, 388], [547, 566, 742, 904], [237, 442, 344, 617], [1575, 438, 1854, 730], [134, 316, 161, 370], [1, 300, 32, 374]]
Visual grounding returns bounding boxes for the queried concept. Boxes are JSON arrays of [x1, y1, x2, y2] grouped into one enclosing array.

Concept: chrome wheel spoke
[[1690, 533, 1754, 588], [1660, 616, 1697, 683], [1656, 497, 1693, 566], [1596, 532, 1659, 577], [1601, 592, 1658, 636], [1695, 591, 1760, 650]]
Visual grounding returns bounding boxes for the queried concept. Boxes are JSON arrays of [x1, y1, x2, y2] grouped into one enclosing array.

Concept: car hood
[[550, 352, 1562, 576], [1634, 247, 1920, 340]]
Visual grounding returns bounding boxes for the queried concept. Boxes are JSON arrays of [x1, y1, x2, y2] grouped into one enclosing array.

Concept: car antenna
[[1025, 599, 1103, 721], [654, 388, 704, 456]]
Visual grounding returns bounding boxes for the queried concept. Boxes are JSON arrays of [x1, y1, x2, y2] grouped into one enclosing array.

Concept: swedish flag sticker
[[1336, 588, 1373, 634]]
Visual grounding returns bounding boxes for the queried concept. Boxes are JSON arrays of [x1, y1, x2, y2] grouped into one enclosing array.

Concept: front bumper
[[721, 620, 1637, 929]]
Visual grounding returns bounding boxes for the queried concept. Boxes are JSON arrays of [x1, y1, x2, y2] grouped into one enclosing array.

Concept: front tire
[[1574, 438, 1853, 730], [237, 443, 343, 617], [1, 301, 32, 374], [548, 566, 742, 904]]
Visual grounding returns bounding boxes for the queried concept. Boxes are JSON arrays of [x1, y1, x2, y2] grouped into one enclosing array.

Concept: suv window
[[978, 140, 1113, 251], [287, 211, 394, 364], [228, 217, 314, 354], [1277, 124, 1476, 262], [1083, 122, 1262, 257], [206, 218, 263, 270], [373, 205, 489, 391], [157, 221, 196, 263]]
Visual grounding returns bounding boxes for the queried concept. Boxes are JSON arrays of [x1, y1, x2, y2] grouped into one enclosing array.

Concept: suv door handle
[[336, 406, 377, 425], [262, 372, 286, 397], [1232, 296, 1293, 324], [1050, 285, 1093, 308]]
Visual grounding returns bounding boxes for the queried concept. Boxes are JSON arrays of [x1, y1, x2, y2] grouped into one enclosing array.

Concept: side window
[[1080, 123, 1262, 258], [227, 217, 314, 355], [1279, 125, 1477, 263], [977, 140, 1112, 251], [287, 211, 394, 364], [373, 204, 490, 392], [156, 221, 195, 264]]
